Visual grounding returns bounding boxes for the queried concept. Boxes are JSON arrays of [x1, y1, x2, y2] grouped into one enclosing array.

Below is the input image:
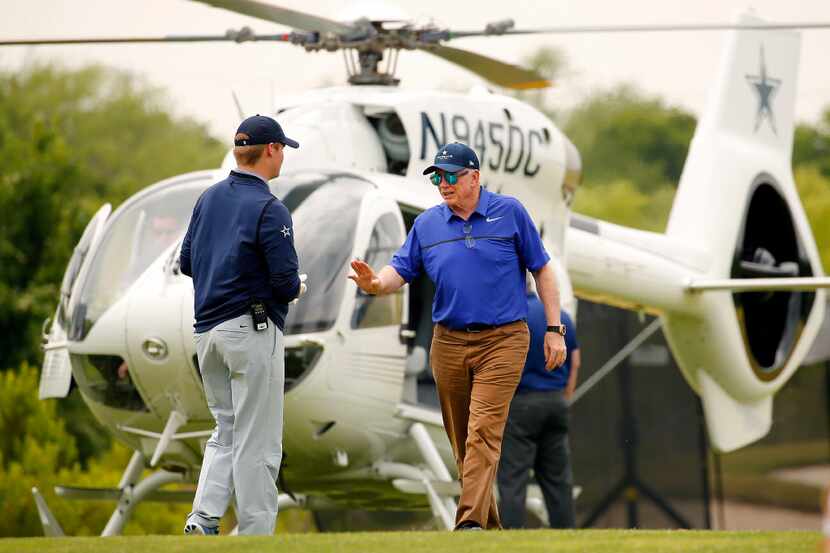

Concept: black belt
[[451, 319, 523, 333]]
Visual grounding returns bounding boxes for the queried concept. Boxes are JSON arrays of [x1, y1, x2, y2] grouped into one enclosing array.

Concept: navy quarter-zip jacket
[[180, 170, 300, 333]]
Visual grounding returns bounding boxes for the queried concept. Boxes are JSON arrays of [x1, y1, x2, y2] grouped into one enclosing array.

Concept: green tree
[[794, 165, 830, 271], [793, 108, 830, 178], [0, 363, 78, 471], [0, 113, 89, 372], [563, 84, 696, 193], [513, 46, 568, 118], [0, 63, 226, 462], [0, 63, 225, 373], [792, 108, 830, 271], [572, 179, 676, 232], [559, 80, 829, 253], [0, 364, 192, 536], [3, 64, 225, 204], [0, 364, 314, 536]]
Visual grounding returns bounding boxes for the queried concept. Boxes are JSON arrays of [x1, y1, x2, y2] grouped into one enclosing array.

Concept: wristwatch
[[546, 324, 566, 336]]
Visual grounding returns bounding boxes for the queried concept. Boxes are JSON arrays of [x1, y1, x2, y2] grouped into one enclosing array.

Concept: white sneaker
[[184, 520, 219, 535]]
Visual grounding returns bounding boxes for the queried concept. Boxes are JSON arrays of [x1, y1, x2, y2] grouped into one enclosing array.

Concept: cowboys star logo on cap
[[423, 142, 481, 175]]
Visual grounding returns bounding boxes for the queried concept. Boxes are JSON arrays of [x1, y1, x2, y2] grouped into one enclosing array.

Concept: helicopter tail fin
[[662, 14, 826, 452], [667, 12, 801, 251]]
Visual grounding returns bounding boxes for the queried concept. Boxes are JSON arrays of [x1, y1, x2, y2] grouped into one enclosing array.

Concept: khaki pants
[[430, 320, 529, 529]]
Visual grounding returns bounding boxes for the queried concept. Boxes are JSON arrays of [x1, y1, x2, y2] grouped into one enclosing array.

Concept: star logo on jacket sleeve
[[281, 225, 291, 238]]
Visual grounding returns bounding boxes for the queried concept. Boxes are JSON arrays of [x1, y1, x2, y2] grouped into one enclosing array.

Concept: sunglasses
[[430, 170, 469, 186]]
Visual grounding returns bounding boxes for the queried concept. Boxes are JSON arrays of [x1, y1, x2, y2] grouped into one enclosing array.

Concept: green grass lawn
[[0, 530, 822, 553]]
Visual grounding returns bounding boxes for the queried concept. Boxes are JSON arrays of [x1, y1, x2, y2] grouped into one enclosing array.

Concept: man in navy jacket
[[180, 115, 302, 536]]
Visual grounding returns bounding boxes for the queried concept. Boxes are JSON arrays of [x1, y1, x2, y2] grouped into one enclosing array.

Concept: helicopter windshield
[[270, 173, 371, 334], [73, 174, 214, 340], [74, 171, 370, 340]]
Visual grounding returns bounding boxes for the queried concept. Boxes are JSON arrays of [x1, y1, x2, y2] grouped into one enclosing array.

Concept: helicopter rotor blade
[[418, 44, 551, 90], [448, 20, 830, 39], [190, 0, 356, 35], [0, 30, 296, 46]]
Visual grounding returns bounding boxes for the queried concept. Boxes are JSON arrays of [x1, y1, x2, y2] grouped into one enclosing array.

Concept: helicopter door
[[40, 203, 112, 399], [332, 192, 408, 403]]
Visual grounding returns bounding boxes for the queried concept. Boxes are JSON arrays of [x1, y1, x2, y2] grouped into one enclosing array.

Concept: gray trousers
[[497, 389, 575, 529], [188, 313, 285, 535]]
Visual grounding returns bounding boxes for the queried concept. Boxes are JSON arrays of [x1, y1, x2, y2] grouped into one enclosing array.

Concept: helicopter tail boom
[[568, 15, 826, 452]]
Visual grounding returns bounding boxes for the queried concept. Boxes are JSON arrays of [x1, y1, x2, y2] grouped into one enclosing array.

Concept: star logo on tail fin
[[745, 44, 782, 135]]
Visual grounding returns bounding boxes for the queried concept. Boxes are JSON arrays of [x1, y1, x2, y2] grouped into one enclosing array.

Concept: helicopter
[[4, 0, 829, 536]]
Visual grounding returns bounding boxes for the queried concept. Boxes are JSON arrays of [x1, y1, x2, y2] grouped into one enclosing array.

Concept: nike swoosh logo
[[486, 216, 504, 223]]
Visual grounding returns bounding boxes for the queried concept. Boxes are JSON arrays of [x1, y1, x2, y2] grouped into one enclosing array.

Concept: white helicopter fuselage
[[51, 85, 580, 507], [40, 23, 829, 519]]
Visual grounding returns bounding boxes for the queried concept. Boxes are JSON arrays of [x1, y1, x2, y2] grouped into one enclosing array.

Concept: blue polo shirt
[[390, 187, 549, 329], [517, 302, 578, 392]]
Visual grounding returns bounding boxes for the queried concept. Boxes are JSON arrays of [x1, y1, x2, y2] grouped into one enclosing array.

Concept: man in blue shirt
[[180, 115, 303, 536], [349, 142, 567, 530], [497, 293, 580, 529]]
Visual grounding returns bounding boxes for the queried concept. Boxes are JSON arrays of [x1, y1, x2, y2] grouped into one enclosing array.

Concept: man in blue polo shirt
[[349, 142, 567, 530], [497, 288, 580, 529], [180, 115, 303, 535]]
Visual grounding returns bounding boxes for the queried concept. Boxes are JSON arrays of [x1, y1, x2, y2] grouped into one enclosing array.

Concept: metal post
[[577, 313, 692, 530], [570, 318, 662, 405], [618, 355, 638, 528], [697, 399, 713, 529]]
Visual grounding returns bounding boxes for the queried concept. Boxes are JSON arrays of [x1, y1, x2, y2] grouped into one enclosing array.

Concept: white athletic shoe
[[184, 520, 219, 535]]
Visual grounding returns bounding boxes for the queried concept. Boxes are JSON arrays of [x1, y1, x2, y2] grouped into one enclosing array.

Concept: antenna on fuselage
[[231, 90, 245, 120]]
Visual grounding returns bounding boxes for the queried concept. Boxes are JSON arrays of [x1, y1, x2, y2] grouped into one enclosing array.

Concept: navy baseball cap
[[235, 114, 299, 148], [423, 142, 480, 174]]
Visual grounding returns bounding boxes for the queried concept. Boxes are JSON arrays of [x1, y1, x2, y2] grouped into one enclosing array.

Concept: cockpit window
[[57, 205, 109, 327], [351, 213, 404, 329], [72, 171, 370, 341], [73, 175, 212, 340], [72, 354, 148, 412], [271, 174, 371, 335]]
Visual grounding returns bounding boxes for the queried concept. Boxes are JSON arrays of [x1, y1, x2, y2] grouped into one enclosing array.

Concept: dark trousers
[[497, 389, 575, 529]]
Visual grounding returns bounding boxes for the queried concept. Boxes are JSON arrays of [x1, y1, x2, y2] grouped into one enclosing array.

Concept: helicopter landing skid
[[31, 450, 185, 537], [33, 449, 309, 536], [380, 409, 462, 531]]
